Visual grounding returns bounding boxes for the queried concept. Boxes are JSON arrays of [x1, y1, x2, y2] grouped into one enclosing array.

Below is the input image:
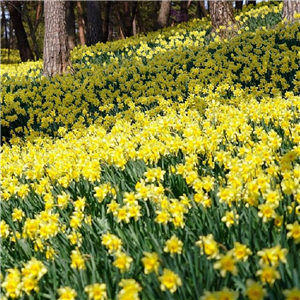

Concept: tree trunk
[[9, 13, 14, 59], [180, 1, 189, 23], [86, 1, 103, 46], [35, 0, 43, 25], [22, 1, 42, 60], [34, 1, 43, 53], [115, 1, 137, 38], [103, 1, 111, 43], [1, 2, 8, 48], [196, 1, 207, 19], [235, 1, 243, 10], [66, 1, 76, 50], [43, 0, 72, 77], [152, 1, 159, 30], [132, 15, 137, 36], [123, 1, 131, 37], [283, 0, 300, 23], [136, 2, 145, 34], [76, 1, 85, 45], [209, 1, 238, 33], [22, 2, 41, 60], [247, 0, 256, 6], [7, 1, 34, 62], [156, 0, 171, 30]]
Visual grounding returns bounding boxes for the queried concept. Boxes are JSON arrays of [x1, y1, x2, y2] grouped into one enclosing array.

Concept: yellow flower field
[[1, 2, 300, 300]]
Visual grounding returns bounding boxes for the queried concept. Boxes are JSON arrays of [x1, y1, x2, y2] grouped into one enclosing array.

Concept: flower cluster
[[1, 2, 300, 299]]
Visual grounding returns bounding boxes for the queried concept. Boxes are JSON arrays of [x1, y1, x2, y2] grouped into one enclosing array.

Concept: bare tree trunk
[[34, 1, 43, 53], [247, 0, 256, 6], [156, 0, 171, 30], [123, 1, 131, 36], [117, 6, 126, 40], [180, 1, 189, 22], [196, 1, 207, 19], [209, 0, 238, 34], [152, 1, 159, 30], [136, 2, 145, 34], [76, 1, 85, 45], [1, 2, 8, 48], [24, 15, 38, 60], [35, 0, 42, 24], [22, 0, 42, 60], [130, 2, 138, 36], [283, 0, 300, 23], [66, 1, 76, 50], [132, 15, 137, 36], [43, 0, 72, 77], [86, 1, 103, 46], [235, 1, 243, 10], [116, 1, 137, 38], [8, 14, 14, 61], [7, 1, 34, 62], [103, 1, 111, 43], [1, 3, 5, 47]]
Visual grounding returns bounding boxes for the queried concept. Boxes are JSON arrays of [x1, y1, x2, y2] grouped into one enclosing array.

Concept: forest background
[[1, 0, 261, 64]]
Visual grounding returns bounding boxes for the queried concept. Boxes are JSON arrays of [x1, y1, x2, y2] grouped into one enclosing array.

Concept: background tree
[[86, 1, 103, 46], [209, 0, 238, 34], [66, 1, 76, 50], [76, 1, 85, 45], [22, 1, 44, 60], [116, 1, 138, 38], [7, 1, 34, 62], [43, 0, 72, 77], [1, 2, 9, 48], [283, 0, 300, 23], [2, 0, 259, 58], [151, 2, 159, 30], [2, 0, 200, 52], [156, 0, 171, 30], [103, 1, 111, 43], [180, 1, 189, 22], [196, 1, 208, 19], [247, 1, 256, 6], [235, 1, 243, 10]]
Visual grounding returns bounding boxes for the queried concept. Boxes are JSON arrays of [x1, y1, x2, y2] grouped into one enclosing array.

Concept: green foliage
[[1, 3, 300, 299]]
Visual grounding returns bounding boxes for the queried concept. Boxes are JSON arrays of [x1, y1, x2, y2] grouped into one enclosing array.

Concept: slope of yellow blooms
[[1, 2, 300, 300]]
